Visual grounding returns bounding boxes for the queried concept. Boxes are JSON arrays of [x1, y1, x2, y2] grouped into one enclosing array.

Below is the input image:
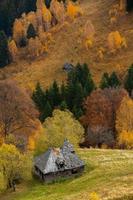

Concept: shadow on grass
[[110, 195, 133, 200]]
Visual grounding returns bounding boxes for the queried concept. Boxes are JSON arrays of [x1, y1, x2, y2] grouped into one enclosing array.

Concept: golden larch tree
[[116, 96, 133, 148], [108, 31, 127, 53]]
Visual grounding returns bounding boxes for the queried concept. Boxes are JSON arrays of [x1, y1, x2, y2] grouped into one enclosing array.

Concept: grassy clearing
[[1, 149, 133, 200]]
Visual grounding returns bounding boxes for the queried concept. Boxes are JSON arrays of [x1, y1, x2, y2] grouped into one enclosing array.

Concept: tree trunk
[[120, 0, 127, 11]]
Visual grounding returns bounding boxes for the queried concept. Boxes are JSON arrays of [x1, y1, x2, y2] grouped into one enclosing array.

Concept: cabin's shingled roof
[[34, 140, 85, 175]]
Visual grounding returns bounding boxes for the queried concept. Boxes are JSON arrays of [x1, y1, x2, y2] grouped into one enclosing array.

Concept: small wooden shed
[[34, 140, 85, 182]]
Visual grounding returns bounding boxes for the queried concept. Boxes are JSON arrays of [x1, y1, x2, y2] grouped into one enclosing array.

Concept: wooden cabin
[[34, 140, 85, 182]]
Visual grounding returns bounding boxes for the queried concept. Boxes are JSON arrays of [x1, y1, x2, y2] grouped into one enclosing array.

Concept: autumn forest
[[0, 0, 133, 200]]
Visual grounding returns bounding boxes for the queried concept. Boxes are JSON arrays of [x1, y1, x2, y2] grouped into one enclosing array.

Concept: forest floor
[[0, 0, 133, 90], [0, 149, 133, 200]]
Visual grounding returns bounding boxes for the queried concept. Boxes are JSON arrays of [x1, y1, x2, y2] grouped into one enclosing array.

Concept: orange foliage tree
[[67, 0, 83, 20]]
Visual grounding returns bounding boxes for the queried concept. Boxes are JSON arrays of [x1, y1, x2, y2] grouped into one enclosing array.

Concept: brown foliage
[[82, 88, 128, 130], [0, 80, 38, 138], [82, 89, 113, 132], [81, 88, 128, 147]]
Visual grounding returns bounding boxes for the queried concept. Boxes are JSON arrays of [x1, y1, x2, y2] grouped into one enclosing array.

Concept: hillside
[[1, 149, 133, 200], [0, 0, 132, 90]]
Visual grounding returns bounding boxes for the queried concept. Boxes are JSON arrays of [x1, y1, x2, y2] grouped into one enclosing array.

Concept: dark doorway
[[127, 0, 133, 12]]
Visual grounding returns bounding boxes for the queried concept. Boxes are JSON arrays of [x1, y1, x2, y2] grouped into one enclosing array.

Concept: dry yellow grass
[[0, 0, 133, 90]]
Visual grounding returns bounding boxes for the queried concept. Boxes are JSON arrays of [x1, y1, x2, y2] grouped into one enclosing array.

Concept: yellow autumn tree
[[28, 121, 43, 151], [116, 97, 133, 148], [42, 5, 52, 30], [35, 109, 84, 155], [13, 19, 26, 45], [0, 144, 32, 191], [8, 40, 18, 62], [83, 20, 95, 49], [67, 1, 83, 20], [108, 31, 127, 53], [97, 47, 105, 60]]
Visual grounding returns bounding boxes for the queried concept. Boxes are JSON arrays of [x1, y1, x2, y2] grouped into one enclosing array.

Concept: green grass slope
[[1, 149, 133, 200]]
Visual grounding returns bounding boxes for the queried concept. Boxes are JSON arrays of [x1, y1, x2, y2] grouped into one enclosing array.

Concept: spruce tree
[[27, 24, 36, 39], [109, 72, 120, 88], [32, 82, 45, 111], [41, 101, 52, 121], [0, 31, 10, 68], [60, 100, 68, 111], [66, 82, 76, 110], [60, 83, 67, 101], [45, 0, 52, 8], [80, 63, 90, 87], [84, 74, 96, 96], [100, 73, 110, 89], [51, 81, 61, 107], [127, 0, 133, 12], [72, 105, 83, 119], [125, 64, 133, 95], [19, 37, 27, 47], [73, 83, 84, 108]]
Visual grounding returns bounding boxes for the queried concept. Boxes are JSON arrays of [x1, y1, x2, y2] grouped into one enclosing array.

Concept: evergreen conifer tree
[[73, 82, 84, 108], [27, 24, 36, 39], [51, 81, 61, 107], [84, 74, 96, 95], [125, 64, 133, 95], [66, 82, 76, 110], [72, 105, 83, 119], [0, 31, 10, 68], [80, 63, 90, 87], [19, 37, 27, 47], [127, 0, 133, 12], [100, 73, 110, 89], [109, 72, 120, 88], [60, 83, 67, 101], [41, 101, 52, 121], [60, 100, 68, 111], [32, 82, 45, 111]]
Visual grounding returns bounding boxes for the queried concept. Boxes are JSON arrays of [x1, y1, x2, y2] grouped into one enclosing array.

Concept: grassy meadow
[[1, 149, 133, 200]]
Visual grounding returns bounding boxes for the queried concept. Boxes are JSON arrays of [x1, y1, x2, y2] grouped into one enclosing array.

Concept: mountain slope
[[0, 0, 133, 90]]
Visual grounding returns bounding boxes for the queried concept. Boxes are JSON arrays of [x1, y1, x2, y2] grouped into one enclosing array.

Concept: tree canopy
[[0, 143, 32, 191], [35, 109, 84, 155]]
